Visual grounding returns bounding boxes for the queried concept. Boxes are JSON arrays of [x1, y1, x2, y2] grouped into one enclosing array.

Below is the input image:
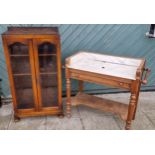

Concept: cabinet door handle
[[119, 82, 124, 86]]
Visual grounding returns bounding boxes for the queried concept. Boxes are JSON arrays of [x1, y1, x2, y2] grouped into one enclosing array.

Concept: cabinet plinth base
[[14, 115, 21, 122], [57, 113, 64, 118]]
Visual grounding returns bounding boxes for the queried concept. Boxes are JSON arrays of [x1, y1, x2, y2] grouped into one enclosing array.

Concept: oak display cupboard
[[2, 27, 63, 121]]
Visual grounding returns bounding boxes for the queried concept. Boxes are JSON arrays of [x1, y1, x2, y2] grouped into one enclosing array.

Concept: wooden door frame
[[2, 36, 38, 112], [32, 37, 62, 111]]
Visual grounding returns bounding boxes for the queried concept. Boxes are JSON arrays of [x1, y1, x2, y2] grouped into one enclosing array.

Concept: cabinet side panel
[[56, 38, 62, 109], [2, 36, 17, 111]]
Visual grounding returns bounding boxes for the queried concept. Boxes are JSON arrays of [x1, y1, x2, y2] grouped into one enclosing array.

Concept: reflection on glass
[[38, 42, 56, 55], [9, 42, 29, 55], [38, 42, 58, 107], [10, 57, 31, 74], [40, 74, 58, 107], [14, 76, 35, 109], [9, 42, 31, 74], [39, 56, 57, 73], [38, 42, 57, 73], [8, 42, 35, 109]]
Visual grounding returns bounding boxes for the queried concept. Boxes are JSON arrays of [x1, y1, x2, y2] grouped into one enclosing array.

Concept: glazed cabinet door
[[33, 38, 62, 110], [3, 38, 38, 111]]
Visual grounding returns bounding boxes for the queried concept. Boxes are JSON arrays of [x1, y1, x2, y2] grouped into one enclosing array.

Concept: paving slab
[[139, 99, 155, 111], [78, 106, 120, 130], [0, 92, 154, 130], [142, 110, 155, 126], [8, 116, 46, 130], [143, 110, 155, 120], [0, 104, 13, 130], [46, 116, 83, 130], [114, 112, 155, 130], [81, 115, 120, 130]]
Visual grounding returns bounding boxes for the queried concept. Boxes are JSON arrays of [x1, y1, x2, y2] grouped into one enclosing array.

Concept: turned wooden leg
[[66, 78, 71, 118], [14, 115, 20, 122], [132, 91, 140, 120], [79, 80, 84, 92], [125, 94, 136, 130]]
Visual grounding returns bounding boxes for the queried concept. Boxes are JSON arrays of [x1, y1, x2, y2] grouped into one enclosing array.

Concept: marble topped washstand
[[65, 51, 151, 130]]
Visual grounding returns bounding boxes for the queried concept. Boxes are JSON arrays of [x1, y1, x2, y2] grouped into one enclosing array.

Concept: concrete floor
[[0, 92, 155, 130]]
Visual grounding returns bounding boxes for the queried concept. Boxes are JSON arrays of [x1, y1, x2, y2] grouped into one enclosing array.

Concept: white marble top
[[67, 51, 143, 80]]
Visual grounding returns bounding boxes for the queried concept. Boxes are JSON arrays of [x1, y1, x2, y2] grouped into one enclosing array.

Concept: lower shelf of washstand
[[71, 93, 128, 121]]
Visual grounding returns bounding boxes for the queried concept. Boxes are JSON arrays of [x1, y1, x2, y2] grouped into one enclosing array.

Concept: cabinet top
[[2, 27, 59, 35]]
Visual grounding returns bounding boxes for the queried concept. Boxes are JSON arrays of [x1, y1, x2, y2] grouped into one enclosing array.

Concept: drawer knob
[[119, 82, 124, 86]]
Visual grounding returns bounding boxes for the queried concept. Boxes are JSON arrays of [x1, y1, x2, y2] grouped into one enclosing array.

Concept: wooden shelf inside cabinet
[[13, 73, 31, 76], [40, 72, 57, 75], [10, 55, 29, 57], [39, 54, 57, 56], [2, 27, 63, 120]]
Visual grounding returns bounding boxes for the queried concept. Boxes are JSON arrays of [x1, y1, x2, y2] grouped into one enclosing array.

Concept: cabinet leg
[[132, 104, 138, 120], [125, 94, 136, 130], [14, 115, 20, 122], [66, 78, 71, 118], [57, 113, 64, 119], [132, 92, 140, 120]]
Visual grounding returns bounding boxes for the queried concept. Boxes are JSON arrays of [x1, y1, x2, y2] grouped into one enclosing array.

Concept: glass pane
[[8, 42, 35, 109], [38, 42, 58, 107], [10, 56, 31, 74], [38, 42, 56, 55], [14, 75, 35, 109], [9, 42, 31, 74], [40, 74, 58, 107], [9, 42, 29, 55], [39, 56, 57, 73]]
